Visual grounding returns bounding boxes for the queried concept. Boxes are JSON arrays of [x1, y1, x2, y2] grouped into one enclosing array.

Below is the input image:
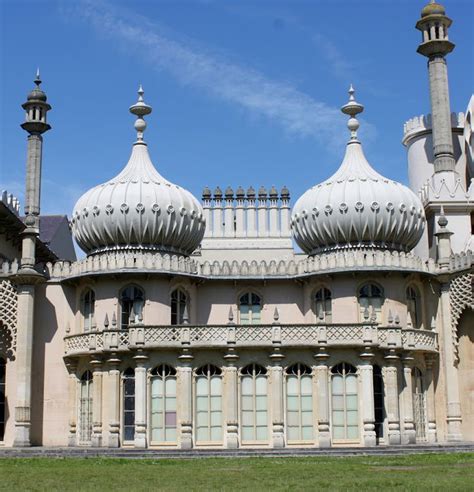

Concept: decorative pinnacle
[[129, 84, 152, 143], [35, 68, 41, 87], [341, 84, 364, 141], [438, 205, 449, 228]]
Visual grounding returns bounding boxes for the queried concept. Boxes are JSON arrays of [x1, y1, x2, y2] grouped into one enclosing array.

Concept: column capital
[[133, 349, 149, 367], [106, 352, 122, 368], [314, 347, 330, 365]]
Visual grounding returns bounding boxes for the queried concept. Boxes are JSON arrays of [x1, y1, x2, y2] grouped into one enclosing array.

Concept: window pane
[[165, 377, 176, 395], [196, 427, 207, 442], [287, 376, 298, 395], [347, 426, 359, 439], [332, 376, 343, 394], [255, 395, 267, 411], [332, 395, 344, 410], [347, 410, 359, 425], [196, 411, 208, 427], [210, 395, 221, 411], [287, 395, 299, 411], [242, 411, 253, 426], [256, 411, 267, 426], [301, 376, 312, 395], [287, 411, 299, 426], [346, 395, 358, 410], [333, 426, 344, 439], [167, 396, 177, 412], [241, 377, 252, 395], [242, 427, 253, 441], [287, 427, 298, 441], [302, 426, 313, 440], [301, 395, 313, 411], [255, 376, 267, 394], [301, 411, 313, 426], [196, 396, 208, 411], [345, 375, 358, 394], [256, 427, 267, 441], [210, 377, 222, 395], [242, 395, 253, 411], [333, 410, 345, 426], [210, 427, 222, 441], [196, 377, 207, 395]]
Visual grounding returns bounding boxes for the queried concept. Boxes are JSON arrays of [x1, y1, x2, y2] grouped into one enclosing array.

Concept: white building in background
[[0, 1, 473, 449]]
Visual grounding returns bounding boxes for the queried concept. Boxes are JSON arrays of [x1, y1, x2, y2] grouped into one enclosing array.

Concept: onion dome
[[269, 185, 278, 199], [214, 186, 223, 200], [421, 1, 445, 17], [291, 86, 425, 255], [225, 186, 234, 199], [236, 186, 245, 199], [246, 186, 256, 199], [280, 186, 290, 199], [27, 69, 48, 102], [72, 86, 205, 256], [202, 186, 212, 200], [258, 186, 267, 199]]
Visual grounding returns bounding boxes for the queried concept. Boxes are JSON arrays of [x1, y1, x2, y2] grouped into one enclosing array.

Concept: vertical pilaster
[[257, 188, 268, 237], [401, 355, 416, 444], [224, 344, 239, 449], [314, 348, 331, 448], [177, 351, 194, 449], [246, 188, 257, 238], [133, 351, 148, 448], [107, 354, 121, 448], [213, 188, 223, 237], [235, 187, 245, 238], [425, 355, 438, 443], [224, 187, 234, 237], [383, 351, 401, 445], [359, 350, 376, 447], [269, 187, 279, 237], [270, 343, 284, 448], [280, 190, 290, 237], [90, 359, 103, 446], [65, 360, 78, 447]]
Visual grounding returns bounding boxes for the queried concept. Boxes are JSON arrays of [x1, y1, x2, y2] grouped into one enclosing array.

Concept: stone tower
[[12, 71, 51, 446]]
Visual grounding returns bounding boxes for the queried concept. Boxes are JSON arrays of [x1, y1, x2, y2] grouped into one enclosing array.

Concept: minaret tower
[[416, 1, 456, 174], [13, 70, 51, 446]]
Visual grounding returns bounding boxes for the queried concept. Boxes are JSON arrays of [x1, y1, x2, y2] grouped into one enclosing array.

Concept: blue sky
[[1, 0, 473, 223]]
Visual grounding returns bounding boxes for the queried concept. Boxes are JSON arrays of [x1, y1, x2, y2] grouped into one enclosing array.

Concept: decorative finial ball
[[134, 118, 147, 133], [347, 117, 359, 133], [421, 1, 446, 17], [438, 213, 448, 228]]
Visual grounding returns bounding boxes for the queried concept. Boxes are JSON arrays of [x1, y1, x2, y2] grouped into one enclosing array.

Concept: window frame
[[120, 285, 145, 329], [78, 370, 93, 445], [81, 288, 96, 332], [406, 285, 423, 329], [122, 368, 135, 444], [238, 291, 262, 325], [170, 288, 188, 325], [358, 282, 384, 323], [314, 287, 332, 322]]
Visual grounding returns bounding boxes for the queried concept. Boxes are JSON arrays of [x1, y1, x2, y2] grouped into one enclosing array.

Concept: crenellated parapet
[[1, 190, 21, 216], [403, 112, 464, 145]]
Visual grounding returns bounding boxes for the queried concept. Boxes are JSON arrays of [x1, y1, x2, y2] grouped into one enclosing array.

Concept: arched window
[[241, 364, 268, 442], [151, 365, 177, 443], [358, 283, 384, 322], [171, 289, 188, 325], [123, 368, 135, 442], [79, 371, 93, 445], [286, 363, 313, 442], [406, 286, 422, 329], [412, 368, 427, 441], [81, 289, 95, 332], [195, 364, 222, 443], [0, 358, 5, 441], [120, 285, 144, 329], [373, 365, 385, 440], [331, 363, 359, 441], [315, 288, 332, 322], [239, 292, 262, 324]]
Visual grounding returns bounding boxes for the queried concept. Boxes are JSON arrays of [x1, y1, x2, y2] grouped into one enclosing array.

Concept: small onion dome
[[72, 86, 205, 256], [246, 186, 256, 199], [213, 186, 223, 199], [27, 70, 47, 102], [291, 86, 425, 255], [421, 1, 446, 17], [258, 186, 267, 199], [202, 186, 212, 200], [269, 185, 278, 199], [280, 186, 290, 199], [225, 186, 234, 199], [236, 186, 245, 199]]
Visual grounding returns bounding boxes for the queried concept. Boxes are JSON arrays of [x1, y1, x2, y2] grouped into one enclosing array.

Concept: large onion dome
[[72, 87, 205, 256], [291, 87, 425, 255]]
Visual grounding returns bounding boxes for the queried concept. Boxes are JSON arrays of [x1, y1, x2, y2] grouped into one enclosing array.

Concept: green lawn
[[0, 453, 473, 491]]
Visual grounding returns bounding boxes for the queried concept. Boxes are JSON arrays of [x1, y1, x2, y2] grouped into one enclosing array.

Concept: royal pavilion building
[[0, 1, 473, 450]]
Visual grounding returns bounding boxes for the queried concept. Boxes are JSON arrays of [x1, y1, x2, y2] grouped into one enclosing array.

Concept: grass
[[0, 452, 473, 491]]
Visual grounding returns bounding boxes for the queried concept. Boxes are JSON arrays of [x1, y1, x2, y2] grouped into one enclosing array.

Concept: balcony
[[64, 323, 438, 357]]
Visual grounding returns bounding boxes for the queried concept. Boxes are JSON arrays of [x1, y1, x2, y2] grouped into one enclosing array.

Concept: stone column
[[107, 354, 121, 448], [178, 350, 194, 449], [133, 350, 148, 448], [383, 351, 401, 445], [401, 355, 416, 444], [439, 283, 462, 441], [65, 359, 78, 447], [425, 356, 438, 443], [224, 348, 239, 449], [270, 348, 285, 448], [359, 350, 376, 447], [91, 358, 103, 447], [314, 348, 331, 448]]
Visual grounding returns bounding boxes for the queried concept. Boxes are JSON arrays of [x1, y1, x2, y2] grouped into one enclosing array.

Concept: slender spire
[[35, 68, 41, 87], [129, 84, 152, 143], [341, 84, 364, 141]]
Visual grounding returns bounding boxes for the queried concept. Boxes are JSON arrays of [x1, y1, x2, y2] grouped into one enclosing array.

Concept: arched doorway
[[458, 308, 474, 441]]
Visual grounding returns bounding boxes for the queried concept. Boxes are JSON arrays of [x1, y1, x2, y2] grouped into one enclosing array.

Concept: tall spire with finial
[[341, 84, 364, 141], [129, 84, 152, 143]]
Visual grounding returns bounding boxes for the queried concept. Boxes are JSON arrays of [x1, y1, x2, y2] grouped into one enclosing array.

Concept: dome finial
[[129, 84, 152, 143], [341, 84, 364, 141], [35, 68, 41, 87]]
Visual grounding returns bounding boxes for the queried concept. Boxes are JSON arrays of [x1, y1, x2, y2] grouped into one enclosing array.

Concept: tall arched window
[[331, 363, 359, 441], [412, 368, 427, 441], [241, 364, 268, 442], [195, 364, 222, 443], [358, 283, 384, 322], [120, 285, 144, 329], [151, 365, 177, 443], [315, 288, 332, 322], [123, 368, 135, 442], [0, 358, 5, 441], [406, 286, 422, 329], [79, 371, 93, 445], [239, 292, 262, 324], [373, 365, 385, 440], [81, 289, 95, 332], [171, 289, 188, 325], [286, 363, 313, 442]]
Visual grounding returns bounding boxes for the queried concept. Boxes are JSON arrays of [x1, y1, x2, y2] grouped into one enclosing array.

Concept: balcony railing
[[64, 323, 438, 357]]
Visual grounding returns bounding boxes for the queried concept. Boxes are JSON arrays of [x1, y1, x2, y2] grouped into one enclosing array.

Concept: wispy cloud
[[61, 0, 375, 147], [312, 33, 353, 80]]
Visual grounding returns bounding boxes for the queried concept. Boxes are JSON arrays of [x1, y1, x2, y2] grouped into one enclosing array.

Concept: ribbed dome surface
[[291, 88, 425, 255], [72, 88, 205, 256]]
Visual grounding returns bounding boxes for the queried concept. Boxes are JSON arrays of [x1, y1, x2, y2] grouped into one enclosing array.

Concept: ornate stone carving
[[450, 273, 474, 359], [0, 279, 17, 358]]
